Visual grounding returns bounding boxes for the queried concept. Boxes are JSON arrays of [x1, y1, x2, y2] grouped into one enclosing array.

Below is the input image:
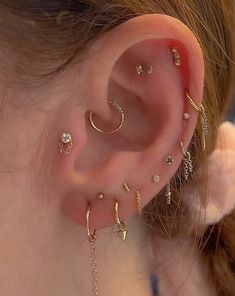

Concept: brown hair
[[0, 1, 234, 295]]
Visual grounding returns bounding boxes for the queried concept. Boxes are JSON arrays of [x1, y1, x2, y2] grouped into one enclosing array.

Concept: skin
[[0, 14, 218, 296]]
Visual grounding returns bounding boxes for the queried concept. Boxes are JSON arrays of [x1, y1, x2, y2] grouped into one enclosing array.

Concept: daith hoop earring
[[88, 100, 125, 135]]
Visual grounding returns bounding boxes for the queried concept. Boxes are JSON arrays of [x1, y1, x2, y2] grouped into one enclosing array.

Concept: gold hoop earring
[[115, 201, 128, 241], [88, 100, 125, 135], [185, 91, 208, 150], [86, 206, 99, 296]]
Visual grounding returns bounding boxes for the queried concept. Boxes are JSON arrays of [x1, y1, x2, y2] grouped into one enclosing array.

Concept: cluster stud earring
[[136, 64, 153, 76], [59, 132, 73, 155], [183, 112, 191, 120], [152, 174, 160, 183], [166, 156, 174, 165]]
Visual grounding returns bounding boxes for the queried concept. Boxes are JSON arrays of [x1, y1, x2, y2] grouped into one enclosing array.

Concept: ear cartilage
[[171, 47, 181, 66], [136, 64, 153, 76]]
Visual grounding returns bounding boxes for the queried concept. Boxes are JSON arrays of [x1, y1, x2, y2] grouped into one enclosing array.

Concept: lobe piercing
[[172, 47, 181, 66], [136, 64, 153, 76], [59, 132, 73, 155]]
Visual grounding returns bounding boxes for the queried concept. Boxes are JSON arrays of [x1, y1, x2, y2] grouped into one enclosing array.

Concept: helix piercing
[[136, 190, 142, 216], [136, 64, 153, 76], [166, 156, 174, 165], [152, 174, 160, 183], [59, 132, 73, 155], [123, 182, 131, 192], [165, 182, 172, 205], [180, 141, 193, 181], [88, 100, 125, 135], [171, 47, 181, 66], [185, 91, 208, 150], [115, 201, 128, 241], [183, 112, 191, 120], [96, 193, 104, 200]]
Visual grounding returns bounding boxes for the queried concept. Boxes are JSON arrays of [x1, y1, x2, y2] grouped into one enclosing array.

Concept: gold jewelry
[[166, 156, 174, 165], [165, 182, 172, 205], [152, 174, 160, 183], [88, 100, 125, 135], [59, 132, 73, 155], [136, 64, 153, 76], [180, 141, 193, 181], [123, 182, 131, 192], [96, 193, 104, 200], [172, 47, 181, 66], [115, 201, 128, 241], [86, 206, 99, 296], [136, 190, 142, 216], [185, 91, 208, 150], [183, 112, 191, 120]]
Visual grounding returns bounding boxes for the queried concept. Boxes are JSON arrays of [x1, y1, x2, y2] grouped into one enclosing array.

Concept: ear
[[54, 14, 205, 229]]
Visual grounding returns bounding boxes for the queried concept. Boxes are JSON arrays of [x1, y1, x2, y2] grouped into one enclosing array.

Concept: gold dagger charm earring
[[115, 201, 128, 241], [185, 91, 208, 150]]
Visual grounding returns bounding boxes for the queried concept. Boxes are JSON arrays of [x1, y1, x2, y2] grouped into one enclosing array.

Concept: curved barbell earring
[[88, 100, 125, 135]]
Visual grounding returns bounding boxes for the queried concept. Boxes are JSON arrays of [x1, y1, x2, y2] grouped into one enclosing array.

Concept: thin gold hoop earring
[[115, 201, 128, 241], [86, 206, 99, 296], [185, 91, 208, 150], [88, 100, 125, 135]]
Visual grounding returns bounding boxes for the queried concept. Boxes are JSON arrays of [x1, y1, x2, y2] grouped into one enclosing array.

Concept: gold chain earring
[[185, 92, 208, 150], [115, 201, 128, 241], [136, 190, 142, 216], [165, 182, 172, 205], [88, 100, 125, 135], [86, 205, 99, 296], [180, 141, 193, 181]]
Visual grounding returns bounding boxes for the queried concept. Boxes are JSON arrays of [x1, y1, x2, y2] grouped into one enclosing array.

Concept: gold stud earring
[[88, 100, 125, 135], [136, 64, 153, 76], [166, 156, 174, 165], [96, 193, 104, 200], [180, 141, 193, 181], [183, 112, 191, 120], [171, 47, 181, 66], [185, 91, 208, 150], [115, 201, 128, 241], [136, 190, 142, 216], [86, 205, 99, 296], [123, 182, 131, 192], [59, 132, 73, 155], [152, 174, 160, 183]]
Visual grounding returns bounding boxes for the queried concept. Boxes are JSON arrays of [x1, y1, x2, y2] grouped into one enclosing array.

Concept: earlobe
[[55, 14, 206, 230]]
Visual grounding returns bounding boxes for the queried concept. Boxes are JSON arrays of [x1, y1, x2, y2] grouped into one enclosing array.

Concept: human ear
[[53, 14, 205, 229]]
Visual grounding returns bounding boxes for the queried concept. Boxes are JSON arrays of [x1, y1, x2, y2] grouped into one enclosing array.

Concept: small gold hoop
[[86, 206, 97, 243], [88, 100, 125, 135]]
